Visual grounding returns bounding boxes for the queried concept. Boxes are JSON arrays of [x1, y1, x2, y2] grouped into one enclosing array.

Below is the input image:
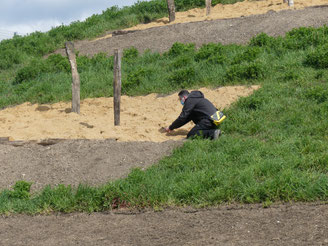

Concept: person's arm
[[169, 100, 195, 130]]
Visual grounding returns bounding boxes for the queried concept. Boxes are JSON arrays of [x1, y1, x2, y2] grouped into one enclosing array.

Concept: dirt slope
[[0, 139, 183, 191], [98, 0, 328, 39], [54, 4, 328, 57], [1, 203, 327, 246]]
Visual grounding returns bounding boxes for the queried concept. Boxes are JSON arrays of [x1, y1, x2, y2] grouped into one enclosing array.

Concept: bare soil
[[1, 4, 328, 245], [54, 5, 328, 57], [1, 203, 327, 245], [0, 139, 183, 191]]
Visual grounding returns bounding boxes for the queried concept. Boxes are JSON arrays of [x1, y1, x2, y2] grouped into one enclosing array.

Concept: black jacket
[[169, 91, 217, 130]]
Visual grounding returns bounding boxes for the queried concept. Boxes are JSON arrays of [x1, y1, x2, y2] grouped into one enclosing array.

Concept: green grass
[[0, 0, 243, 71], [1, 3, 328, 213], [1, 26, 328, 214], [0, 0, 244, 108]]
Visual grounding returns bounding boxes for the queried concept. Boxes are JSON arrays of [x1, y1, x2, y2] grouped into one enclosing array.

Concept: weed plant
[[1, 25, 328, 213]]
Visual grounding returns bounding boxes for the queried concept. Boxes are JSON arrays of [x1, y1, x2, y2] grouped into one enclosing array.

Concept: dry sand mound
[[95, 0, 328, 41], [0, 86, 259, 142]]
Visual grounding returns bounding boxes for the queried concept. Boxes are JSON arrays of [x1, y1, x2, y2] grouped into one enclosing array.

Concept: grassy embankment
[[1, 26, 328, 214], [0, 1, 328, 214], [0, 0, 242, 108]]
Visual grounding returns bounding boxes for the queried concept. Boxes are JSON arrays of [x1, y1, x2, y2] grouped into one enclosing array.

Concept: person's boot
[[213, 129, 221, 140]]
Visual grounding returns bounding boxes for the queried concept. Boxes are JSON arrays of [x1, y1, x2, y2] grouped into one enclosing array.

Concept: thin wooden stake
[[206, 0, 212, 16], [167, 0, 176, 23], [113, 49, 122, 126], [65, 42, 80, 114]]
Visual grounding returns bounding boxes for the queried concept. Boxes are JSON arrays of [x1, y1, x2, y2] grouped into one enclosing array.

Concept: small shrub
[[137, 14, 152, 24], [304, 45, 328, 69], [46, 54, 70, 73], [225, 62, 266, 81], [315, 71, 325, 80], [238, 96, 264, 111], [175, 0, 204, 10], [123, 67, 150, 93], [124, 47, 139, 60], [8, 181, 32, 199], [244, 62, 266, 79], [0, 49, 22, 70], [77, 55, 92, 72], [232, 47, 262, 64], [20, 31, 55, 56], [143, 50, 162, 63], [91, 53, 113, 70], [315, 101, 328, 118], [168, 66, 196, 87], [130, 0, 167, 15], [170, 55, 193, 69], [304, 85, 328, 104], [282, 70, 301, 81], [39, 184, 75, 212], [14, 54, 71, 84], [195, 43, 223, 61], [166, 42, 195, 57], [206, 54, 226, 65], [63, 21, 86, 41], [250, 33, 275, 47], [14, 59, 47, 84], [250, 33, 285, 56], [77, 53, 113, 72], [284, 26, 328, 50]]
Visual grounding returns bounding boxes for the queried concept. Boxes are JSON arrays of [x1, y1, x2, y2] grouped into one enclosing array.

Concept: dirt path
[[54, 5, 328, 57], [1, 203, 327, 245], [0, 139, 183, 191], [108, 0, 328, 35]]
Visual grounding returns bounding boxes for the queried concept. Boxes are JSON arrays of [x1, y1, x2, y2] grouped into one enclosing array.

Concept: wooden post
[[167, 0, 175, 23], [113, 49, 122, 126], [65, 42, 80, 114], [288, 0, 294, 6], [206, 0, 212, 16]]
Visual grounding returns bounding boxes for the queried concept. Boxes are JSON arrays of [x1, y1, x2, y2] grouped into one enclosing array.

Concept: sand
[[0, 86, 259, 142], [94, 0, 328, 41]]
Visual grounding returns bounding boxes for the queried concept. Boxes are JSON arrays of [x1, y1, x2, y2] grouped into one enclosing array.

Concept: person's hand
[[164, 127, 172, 133]]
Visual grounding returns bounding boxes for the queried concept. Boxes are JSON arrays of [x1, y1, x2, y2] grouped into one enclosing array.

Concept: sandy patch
[[0, 86, 259, 142], [94, 0, 328, 41]]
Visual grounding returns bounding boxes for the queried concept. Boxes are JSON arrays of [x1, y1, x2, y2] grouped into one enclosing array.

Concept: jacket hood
[[188, 91, 204, 98]]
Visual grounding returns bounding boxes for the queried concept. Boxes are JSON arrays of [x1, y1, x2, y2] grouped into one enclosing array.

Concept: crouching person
[[164, 90, 225, 140]]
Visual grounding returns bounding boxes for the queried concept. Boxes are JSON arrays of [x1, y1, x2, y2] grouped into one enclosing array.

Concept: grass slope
[[1, 26, 328, 214], [0, 0, 242, 71]]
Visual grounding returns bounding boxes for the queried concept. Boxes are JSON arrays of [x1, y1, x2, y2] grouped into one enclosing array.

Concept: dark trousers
[[187, 119, 217, 140]]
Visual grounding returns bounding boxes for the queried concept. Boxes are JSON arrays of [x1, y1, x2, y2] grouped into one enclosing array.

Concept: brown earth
[[96, 0, 328, 40], [1, 2, 328, 245], [0, 139, 183, 191], [1, 203, 328, 246], [54, 2, 328, 57]]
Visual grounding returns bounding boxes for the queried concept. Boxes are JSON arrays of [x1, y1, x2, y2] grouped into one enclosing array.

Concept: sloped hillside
[[54, 1, 328, 56]]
